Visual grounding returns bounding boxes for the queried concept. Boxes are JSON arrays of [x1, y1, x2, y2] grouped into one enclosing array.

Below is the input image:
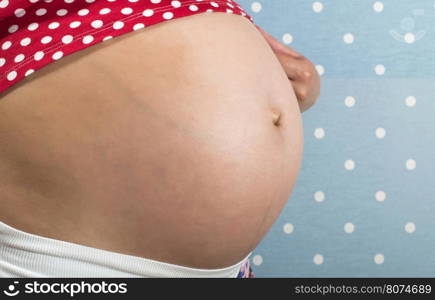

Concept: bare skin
[[256, 25, 321, 112], [0, 13, 303, 269]]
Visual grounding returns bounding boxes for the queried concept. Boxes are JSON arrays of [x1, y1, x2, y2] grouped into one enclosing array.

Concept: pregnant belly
[[0, 12, 303, 269]]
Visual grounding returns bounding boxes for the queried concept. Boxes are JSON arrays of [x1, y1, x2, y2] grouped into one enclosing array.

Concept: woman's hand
[[256, 25, 321, 113]]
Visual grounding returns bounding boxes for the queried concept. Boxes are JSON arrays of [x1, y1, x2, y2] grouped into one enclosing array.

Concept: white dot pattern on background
[[375, 64, 386, 75], [344, 96, 356, 107], [314, 191, 325, 202], [405, 96, 416, 107], [406, 159, 416, 170], [344, 222, 355, 234], [282, 33, 293, 44], [405, 222, 416, 233], [404, 33, 416, 44], [251, 1, 261, 13], [314, 127, 325, 139], [236, 0, 432, 278], [252, 255, 263, 266], [313, 254, 324, 265], [375, 190, 386, 202], [373, 1, 384, 13], [283, 223, 294, 234], [312, 2, 323, 13], [374, 254, 385, 265], [375, 127, 386, 139], [343, 33, 354, 44], [315, 64, 325, 76], [0, 0, 254, 93], [344, 159, 355, 171]]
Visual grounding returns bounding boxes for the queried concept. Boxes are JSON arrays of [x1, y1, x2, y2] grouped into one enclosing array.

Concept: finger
[[291, 76, 320, 111], [274, 53, 305, 81], [290, 80, 308, 102], [289, 80, 310, 113], [283, 55, 318, 83], [255, 25, 303, 58]]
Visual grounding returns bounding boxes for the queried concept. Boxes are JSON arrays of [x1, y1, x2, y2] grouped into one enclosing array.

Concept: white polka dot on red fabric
[[14, 54, 25, 63], [82, 35, 94, 44], [14, 8, 25, 17], [91, 20, 103, 28], [7, 71, 17, 81], [40, 36, 53, 44], [99, 8, 111, 14], [34, 51, 44, 61], [62, 35, 73, 44], [25, 69, 35, 77], [77, 8, 89, 16], [171, 1, 181, 8], [2, 41, 12, 50], [0, 0, 9, 9], [121, 7, 133, 14], [48, 22, 60, 29], [36, 8, 47, 16], [163, 11, 174, 19], [20, 37, 31, 46], [0, 0, 254, 94], [133, 23, 145, 30], [70, 21, 81, 28], [143, 9, 154, 17], [113, 21, 124, 29], [8, 24, 19, 33], [52, 51, 63, 60], [56, 9, 68, 16], [27, 22, 39, 31]]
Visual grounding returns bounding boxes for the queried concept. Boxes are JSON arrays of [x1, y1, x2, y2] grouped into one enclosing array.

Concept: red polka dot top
[[0, 0, 254, 95]]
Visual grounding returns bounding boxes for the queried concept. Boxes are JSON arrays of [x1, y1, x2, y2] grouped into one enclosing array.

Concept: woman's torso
[[0, 12, 303, 269]]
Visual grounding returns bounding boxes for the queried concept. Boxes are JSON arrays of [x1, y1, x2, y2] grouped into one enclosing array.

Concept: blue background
[[236, 0, 435, 277]]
